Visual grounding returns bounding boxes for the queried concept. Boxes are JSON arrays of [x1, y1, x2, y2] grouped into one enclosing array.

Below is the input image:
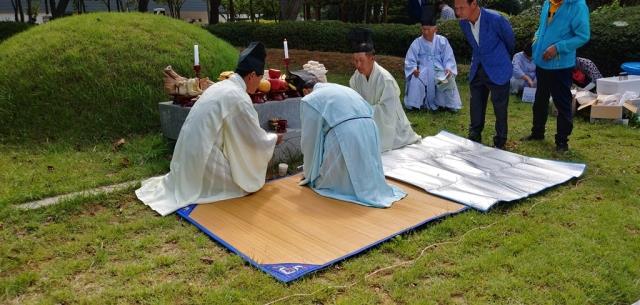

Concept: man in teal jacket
[[521, 0, 590, 152]]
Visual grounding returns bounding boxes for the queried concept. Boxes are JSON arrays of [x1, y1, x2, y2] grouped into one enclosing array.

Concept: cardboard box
[[577, 99, 638, 122]]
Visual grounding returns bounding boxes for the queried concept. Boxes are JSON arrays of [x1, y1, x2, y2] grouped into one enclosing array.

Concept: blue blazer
[[407, 0, 424, 23], [459, 8, 515, 85]]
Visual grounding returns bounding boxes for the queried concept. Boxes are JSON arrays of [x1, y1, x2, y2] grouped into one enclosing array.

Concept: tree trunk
[[249, 0, 255, 22], [45, 0, 50, 14], [16, 0, 25, 22], [138, 0, 149, 12], [228, 0, 235, 22], [176, 0, 184, 19], [339, 0, 347, 22], [382, 0, 388, 23], [49, 0, 56, 17], [10, 0, 19, 22], [302, 2, 308, 20], [279, 0, 302, 21], [371, 3, 378, 23], [168, 0, 175, 17], [106, 0, 111, 12], [53, 0, 70, 18], [271, 0, 278, 22], [208, 0, 220, 24], [363, 0, 368, 23], [314, 0, 321, 20], [27, 0, 34, 23]]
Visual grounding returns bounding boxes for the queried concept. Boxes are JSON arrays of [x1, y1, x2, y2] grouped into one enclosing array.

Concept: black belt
[[325, 116, 371, 135]]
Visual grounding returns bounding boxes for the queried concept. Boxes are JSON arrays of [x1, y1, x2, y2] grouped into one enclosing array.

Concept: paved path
[[16, 180, 141, 210]]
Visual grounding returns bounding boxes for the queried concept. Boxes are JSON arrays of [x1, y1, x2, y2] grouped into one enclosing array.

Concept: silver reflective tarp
[[382, 131, 586, 211]]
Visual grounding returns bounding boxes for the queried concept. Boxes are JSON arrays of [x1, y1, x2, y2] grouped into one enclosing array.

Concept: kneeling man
[[136, 42, 283, 216], [348, 28, 421, 152], [296, 72, 406, 208]]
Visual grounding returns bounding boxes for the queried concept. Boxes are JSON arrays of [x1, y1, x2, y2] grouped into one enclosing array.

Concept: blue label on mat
[[176, 204, 197, 217], [261, 263, 320, 282]]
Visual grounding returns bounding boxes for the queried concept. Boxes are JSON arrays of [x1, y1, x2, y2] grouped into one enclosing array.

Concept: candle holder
[[283, 58, 290, 74], [193, 64, 201, 79]]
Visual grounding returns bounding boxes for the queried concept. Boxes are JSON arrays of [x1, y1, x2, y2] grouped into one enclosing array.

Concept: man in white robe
[[404, 7, 462, 112], [136, 42, 283, 216], [348, 28, 421, 152], [294, 72, 406, 208]]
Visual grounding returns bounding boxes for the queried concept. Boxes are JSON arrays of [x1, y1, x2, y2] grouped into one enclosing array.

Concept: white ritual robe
[[404, 34, 461, 110], [136, 74, 277, 216], [349, 62, 421, 152]]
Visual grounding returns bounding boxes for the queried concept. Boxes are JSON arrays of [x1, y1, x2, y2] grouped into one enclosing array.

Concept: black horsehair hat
[[235, 41, 266, 75], [347, 27, 375, 53], [421, 5, 437, 26]]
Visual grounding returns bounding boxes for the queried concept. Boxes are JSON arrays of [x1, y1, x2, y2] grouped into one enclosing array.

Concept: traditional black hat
[[347, 27, 375, 53], [235, 41, 266, 75], [287, 70, 318, 95], [421, 5, 437, 26]]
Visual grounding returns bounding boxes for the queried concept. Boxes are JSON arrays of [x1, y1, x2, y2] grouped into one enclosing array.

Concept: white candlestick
[[283, 39, 289, 59], [194, 44, 199, 66]]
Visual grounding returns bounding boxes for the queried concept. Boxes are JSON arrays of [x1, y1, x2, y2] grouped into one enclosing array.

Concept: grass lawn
[[1, 61, 639, 304]]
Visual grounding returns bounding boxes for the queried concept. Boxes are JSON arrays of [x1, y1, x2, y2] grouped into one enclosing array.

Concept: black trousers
[[531, 67, 573, 145], [468, 66, 510, 147]]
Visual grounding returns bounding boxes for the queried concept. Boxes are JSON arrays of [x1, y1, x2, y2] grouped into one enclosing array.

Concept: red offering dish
[[277, 119, 287, 133], [250, 92, 266, 104], [268, 90, 286, 101], [268, 69, 281, 79]]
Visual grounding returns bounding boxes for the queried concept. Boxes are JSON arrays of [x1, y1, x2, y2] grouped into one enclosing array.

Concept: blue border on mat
[[176, 203, 468, 283]]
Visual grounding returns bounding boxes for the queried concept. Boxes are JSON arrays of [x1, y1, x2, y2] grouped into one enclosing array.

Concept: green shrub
[[0, 13, 238, 143], [582, 5, 640, 76], [207, 6, 640, 77], [0, 21, 33, 43]]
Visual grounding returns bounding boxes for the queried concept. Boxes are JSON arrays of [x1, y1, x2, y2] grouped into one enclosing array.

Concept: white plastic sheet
[[382, 131, 586, 211]]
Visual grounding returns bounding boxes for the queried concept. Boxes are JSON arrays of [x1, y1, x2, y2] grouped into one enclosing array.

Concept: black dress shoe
[[445, 107, 460, 114], [555, 143, 569, 153], [468, 135, 482, 143], [520, 134, 544, 141], [494, 144, 506, 150]]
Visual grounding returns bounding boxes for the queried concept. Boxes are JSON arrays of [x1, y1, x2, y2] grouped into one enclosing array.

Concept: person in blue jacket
[[521, 0, 590, 153], [408, 0, 427, 24], [454, 0, 515, 150]]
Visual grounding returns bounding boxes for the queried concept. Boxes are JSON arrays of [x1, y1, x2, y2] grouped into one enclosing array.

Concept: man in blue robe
[[510, 42, 537, 94], [404, 5, 462, 112], [294, 72, 406, 208]]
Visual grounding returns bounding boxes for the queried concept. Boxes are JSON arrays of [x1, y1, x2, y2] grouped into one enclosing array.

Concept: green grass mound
[[0, 13, 238, 143]]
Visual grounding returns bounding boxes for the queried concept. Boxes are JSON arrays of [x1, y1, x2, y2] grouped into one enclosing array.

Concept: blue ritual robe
[[404, 34, 462, 110], [299, 83, 406, 208], [510, 51, 537, 93]]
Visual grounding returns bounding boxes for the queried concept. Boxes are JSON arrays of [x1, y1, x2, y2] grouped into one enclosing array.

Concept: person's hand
[[445, 69, 452, 78], [543, 45, 557, 61], [524, 77, 534, 87], [527, 79, 534, 87], [276, 133, 284, 145], [412, 68, 420, 77]]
